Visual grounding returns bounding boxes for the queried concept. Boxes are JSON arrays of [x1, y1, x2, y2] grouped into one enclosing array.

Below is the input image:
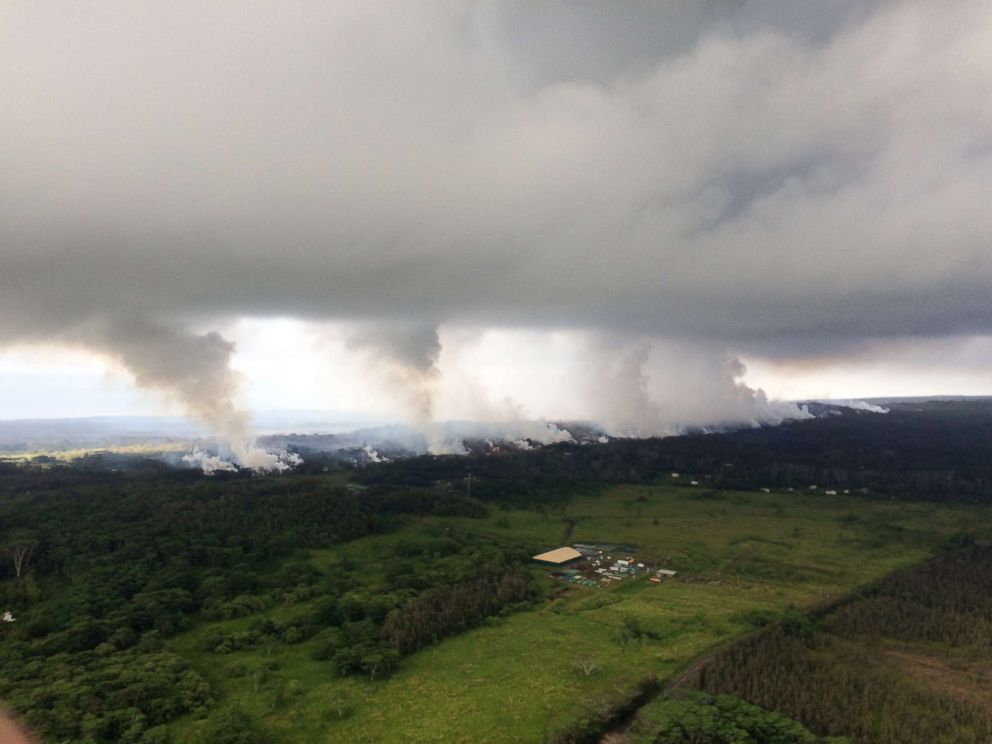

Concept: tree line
[[355, 399, 992, 503]]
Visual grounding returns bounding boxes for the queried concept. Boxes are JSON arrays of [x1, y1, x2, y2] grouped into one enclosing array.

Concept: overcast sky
[[1, 1, 990, 438]]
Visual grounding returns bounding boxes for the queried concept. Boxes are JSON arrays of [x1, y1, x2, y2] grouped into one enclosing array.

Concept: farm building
[[532, 547, 583, 567]]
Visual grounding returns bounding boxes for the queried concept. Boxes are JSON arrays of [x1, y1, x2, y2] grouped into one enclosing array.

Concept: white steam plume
[[823, 399, 889, 414], [182, 449, 237, 474], [584, 339, 666, 437], [584, 336, 812, 437], [345, 321, 448, 451], [48, 318, 299, 472]]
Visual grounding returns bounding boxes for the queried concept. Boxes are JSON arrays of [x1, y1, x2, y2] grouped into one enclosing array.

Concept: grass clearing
[[166, 483, 992, 742]]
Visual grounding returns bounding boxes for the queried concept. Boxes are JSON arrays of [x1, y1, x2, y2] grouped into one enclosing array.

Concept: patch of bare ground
[[884, 647, 992, 714], [0, 708, 34, 744], [601, 734, 628, 744]]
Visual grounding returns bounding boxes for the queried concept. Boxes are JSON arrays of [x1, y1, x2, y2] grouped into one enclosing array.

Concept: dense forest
[[0, 469, 536, 743], [688, 542, 992, 743]]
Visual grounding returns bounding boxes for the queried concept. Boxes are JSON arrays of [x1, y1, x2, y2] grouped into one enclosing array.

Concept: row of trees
[[355, 399, 992, 503], [381, 564, 535, 654]]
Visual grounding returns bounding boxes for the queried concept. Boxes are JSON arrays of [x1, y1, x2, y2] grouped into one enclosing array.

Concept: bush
[[198, 706, 269, 744]]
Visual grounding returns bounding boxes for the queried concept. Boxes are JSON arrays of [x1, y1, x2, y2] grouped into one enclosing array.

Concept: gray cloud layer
[[2, 1, 990, 452]]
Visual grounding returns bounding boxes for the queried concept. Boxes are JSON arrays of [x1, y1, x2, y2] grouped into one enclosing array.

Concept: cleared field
[[167, 482, 992, 743]]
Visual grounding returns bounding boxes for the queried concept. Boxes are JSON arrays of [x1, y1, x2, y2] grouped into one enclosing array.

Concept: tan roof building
[[532, 547, 583, 566]]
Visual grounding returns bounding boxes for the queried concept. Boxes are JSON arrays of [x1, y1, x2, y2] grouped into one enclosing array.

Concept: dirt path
[[885, 648, 992, 714], [658, 645, 722, 693], [560, 517, 577, 545], [597, 631, 757, 742]]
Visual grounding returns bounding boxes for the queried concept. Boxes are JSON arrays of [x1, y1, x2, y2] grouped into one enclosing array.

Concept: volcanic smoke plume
[[1, 0, 990, 462]]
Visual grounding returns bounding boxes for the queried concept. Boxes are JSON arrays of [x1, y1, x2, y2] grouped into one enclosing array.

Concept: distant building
[[532, 547, 583, 567]]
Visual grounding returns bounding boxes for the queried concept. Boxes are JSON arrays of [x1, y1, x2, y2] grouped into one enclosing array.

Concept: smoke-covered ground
[[0, 399, 895, 473]]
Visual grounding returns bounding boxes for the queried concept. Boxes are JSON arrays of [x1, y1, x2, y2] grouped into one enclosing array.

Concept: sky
[[1, 1, 991, 453]]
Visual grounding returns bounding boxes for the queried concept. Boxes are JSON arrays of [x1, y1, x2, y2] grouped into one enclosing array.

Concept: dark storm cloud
[[1, 0, 990, 451], [471, 0, 895, 90]]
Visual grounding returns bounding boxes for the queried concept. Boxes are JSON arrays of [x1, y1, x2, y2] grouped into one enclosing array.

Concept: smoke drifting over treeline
[[2, 1, 990, 467]]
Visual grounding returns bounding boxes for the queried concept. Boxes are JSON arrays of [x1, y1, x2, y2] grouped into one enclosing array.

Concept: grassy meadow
[[166, 480, 992, 742]]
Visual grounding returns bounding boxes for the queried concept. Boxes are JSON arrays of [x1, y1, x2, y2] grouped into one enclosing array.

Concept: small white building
[[2, 611, 15, 623]]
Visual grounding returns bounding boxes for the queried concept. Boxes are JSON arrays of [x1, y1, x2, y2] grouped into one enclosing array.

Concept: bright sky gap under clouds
[[2, 1, 991, 454]]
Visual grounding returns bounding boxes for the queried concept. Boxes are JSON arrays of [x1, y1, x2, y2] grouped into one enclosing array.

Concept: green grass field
[[166, 481, 992, 743]]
